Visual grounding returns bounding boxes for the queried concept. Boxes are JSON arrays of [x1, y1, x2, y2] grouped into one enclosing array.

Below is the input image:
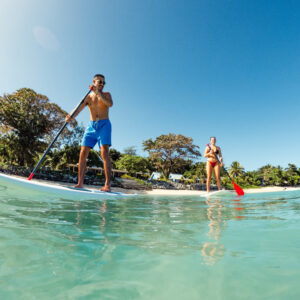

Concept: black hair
[[94, 74, 105, 79], [210, 136, 216, 141]]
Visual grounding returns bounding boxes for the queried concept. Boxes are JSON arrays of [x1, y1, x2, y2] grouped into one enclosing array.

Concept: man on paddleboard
[[65, 74, 113, 192]]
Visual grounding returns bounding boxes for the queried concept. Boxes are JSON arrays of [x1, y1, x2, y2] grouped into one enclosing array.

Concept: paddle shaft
[[28, 88, 92, 180]]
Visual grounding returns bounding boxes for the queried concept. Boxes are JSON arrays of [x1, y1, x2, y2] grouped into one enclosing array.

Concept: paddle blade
[[28, 173, 34, 181], [232, 181, 244, 196]]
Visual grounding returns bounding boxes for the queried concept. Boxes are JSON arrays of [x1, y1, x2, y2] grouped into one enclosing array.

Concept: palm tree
[[228, 161, 244, 178], [258, 164, 275, 185], [270, 166, 284, 186], [285, 164, 299, 176], [244, 171, 261, 186], [285, 164, 300, 186]]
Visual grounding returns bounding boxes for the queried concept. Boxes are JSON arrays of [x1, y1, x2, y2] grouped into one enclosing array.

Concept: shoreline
[[140, 186, 300, 195], [2, 173, 300, 196]]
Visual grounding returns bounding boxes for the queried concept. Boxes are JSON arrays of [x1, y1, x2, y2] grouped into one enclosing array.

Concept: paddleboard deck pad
[[203, 190, 236, 198], [0, 173, 136, 200]]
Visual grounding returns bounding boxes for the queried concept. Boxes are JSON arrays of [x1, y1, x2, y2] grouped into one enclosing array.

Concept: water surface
[[0, 184, 300, 299]]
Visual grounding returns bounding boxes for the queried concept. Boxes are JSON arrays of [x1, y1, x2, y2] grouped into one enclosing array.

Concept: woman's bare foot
[[100, 186, 111, 192], [73, 184, 84, 188]]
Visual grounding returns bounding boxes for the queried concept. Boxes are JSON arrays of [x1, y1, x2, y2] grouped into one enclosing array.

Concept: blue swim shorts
[[81, 119, 112, 148]]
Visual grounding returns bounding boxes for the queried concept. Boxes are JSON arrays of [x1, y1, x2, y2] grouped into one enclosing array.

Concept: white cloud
[[33, 26, 60, 51]]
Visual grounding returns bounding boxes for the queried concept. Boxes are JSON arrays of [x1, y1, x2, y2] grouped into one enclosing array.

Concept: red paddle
[[206, 144, 244, 196]]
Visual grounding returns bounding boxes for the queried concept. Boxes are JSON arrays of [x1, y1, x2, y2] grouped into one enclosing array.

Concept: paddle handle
[[28, 87, 92, 180]]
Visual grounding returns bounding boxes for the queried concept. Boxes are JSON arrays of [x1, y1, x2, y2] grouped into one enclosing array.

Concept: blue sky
[[0, 0, 299, 171]]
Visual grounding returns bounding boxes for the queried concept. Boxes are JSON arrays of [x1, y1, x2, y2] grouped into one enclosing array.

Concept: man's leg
[[74, 146, 90, 188], [100, 145, 111, 192]]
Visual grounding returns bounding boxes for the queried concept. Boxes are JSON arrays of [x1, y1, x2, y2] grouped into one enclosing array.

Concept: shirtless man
[[65, 74, 113, 192], [204, 136, 223, 193]]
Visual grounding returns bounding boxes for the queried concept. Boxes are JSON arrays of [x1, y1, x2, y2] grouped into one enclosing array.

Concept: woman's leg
[[213, 164, 222, 190], [206, 162, 213, 192]]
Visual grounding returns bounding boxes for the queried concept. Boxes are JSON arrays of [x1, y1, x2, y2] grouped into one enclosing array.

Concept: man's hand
[[65, 114, 73, 123], [91, 85, 113, 107], [91, 85, 101, 96]]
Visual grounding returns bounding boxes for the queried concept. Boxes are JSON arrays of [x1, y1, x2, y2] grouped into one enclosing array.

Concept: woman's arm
[[204, 146, 215, 158], [218, 147, 223, 165]]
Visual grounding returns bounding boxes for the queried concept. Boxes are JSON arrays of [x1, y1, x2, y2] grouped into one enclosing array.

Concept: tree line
[[1, 88, 299, 188]]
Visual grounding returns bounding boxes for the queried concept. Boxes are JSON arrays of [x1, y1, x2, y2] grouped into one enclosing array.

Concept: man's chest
[[88, 95, 107, 110]]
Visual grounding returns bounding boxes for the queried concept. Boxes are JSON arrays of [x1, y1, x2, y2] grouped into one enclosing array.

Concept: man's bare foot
[[100, 186, 111, 192], [73, 184, 84, 188]]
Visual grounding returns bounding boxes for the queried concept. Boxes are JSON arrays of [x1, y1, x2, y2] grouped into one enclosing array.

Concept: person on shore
[[65, 74, 113, 192], [204, 137, 223, 193]]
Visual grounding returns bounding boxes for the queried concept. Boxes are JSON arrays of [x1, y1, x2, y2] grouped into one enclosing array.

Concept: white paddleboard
[[0, 173, 136, 200], [203, 190, 235, 198]]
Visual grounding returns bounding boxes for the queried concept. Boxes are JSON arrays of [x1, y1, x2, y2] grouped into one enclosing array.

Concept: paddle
[[28, 87, 93, 180], [206, 143, 244, 196]]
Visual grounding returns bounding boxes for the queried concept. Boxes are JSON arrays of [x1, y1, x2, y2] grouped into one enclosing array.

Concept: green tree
[[123, 146, 137, 156], [172, 159, 193, 174], [284, 164, 300, 186], [221, 176, 233, 189], [228, 161, 245, 178], [271, 166, 285, 186], [258, 164, 276, 186], [115, 154, 150, 176], [0, 133, 20, 164], [285, 164, 299, 176], [183, 162, 207, 184], [287, 174, 300, 186], [109, 148, 122, 168], [195, 162, 207, 183], [143, 133, 201, 178], [45, 145, 101, 170], [60, 124, 85, 147], [0, 88, 71, 166], [110, 148, 122, 161], [243, 171, 261, 186]]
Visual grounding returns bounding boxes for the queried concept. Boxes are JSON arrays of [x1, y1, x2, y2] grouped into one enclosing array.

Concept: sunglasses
[[95, 80, 106, 85]]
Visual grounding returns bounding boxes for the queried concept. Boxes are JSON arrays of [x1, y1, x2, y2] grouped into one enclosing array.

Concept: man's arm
[[93, 88, 113, 107], [65, 95, 90, 123]]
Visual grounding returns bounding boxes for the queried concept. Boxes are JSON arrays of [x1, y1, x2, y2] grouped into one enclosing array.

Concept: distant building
[[149, 172, 161, 180], [149, 172, 183, 182], [169, 173, 183, 182]]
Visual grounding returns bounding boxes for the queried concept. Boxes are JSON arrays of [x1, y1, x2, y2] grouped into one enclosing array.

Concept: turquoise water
[[0, 185, 300, 299]]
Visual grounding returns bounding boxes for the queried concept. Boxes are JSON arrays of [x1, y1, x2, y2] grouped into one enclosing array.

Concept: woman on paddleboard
[[204, 137, 223, 193]]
